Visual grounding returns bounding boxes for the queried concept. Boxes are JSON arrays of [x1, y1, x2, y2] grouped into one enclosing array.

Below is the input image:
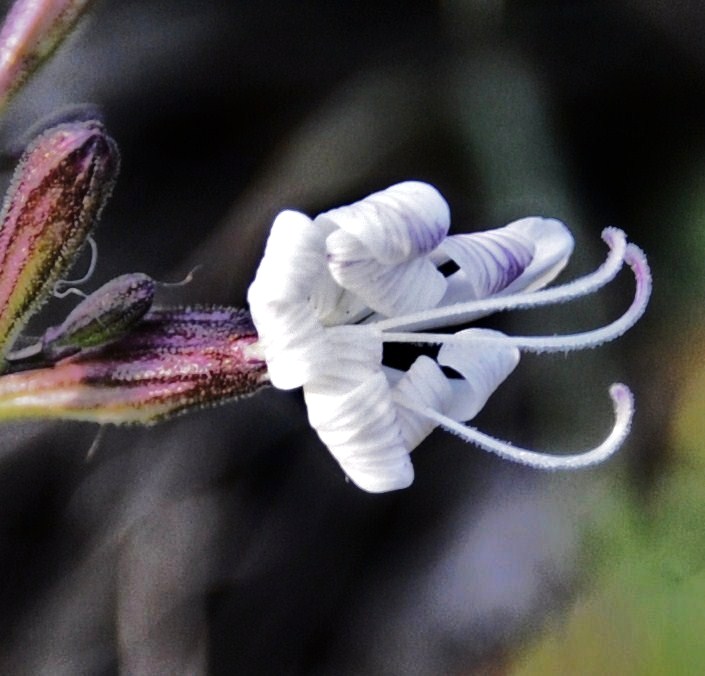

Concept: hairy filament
[[396, 383, 633, 470], [372, 227, 628, 332], [377, 243, 650, 353]]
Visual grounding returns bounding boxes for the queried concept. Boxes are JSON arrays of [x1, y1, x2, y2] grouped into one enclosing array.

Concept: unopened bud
[[47, 272, 155, 358], [0, 0, 94, 110], [0, 119, 119, 362], [8, 272, 156, 362], [0, 306, 268, 424]]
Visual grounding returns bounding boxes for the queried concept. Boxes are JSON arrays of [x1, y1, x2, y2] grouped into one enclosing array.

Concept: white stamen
[[372, 227, 627, 332], [377, 242, 650, 354], [396, 383, 633, 470]]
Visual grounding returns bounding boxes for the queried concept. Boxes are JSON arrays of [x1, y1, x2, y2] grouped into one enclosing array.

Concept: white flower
[[247, 181, 651, 493]]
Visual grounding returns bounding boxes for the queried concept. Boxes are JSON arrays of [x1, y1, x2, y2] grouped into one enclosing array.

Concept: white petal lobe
[[316, 181, 450, 263], [326, 227, 447, 316], [304, 373, 413, 493], [437, 329, 520, 421], [393, 356, 451, 449], [248, 210, 329, 304], [250, 301, 325, 389]]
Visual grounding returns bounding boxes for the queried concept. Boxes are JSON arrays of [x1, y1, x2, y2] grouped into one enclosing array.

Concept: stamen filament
[[377, 243, 650, 354], [53, 234, 98, 298], [396, 383, 633, 470], [372, 227, 627, 332]]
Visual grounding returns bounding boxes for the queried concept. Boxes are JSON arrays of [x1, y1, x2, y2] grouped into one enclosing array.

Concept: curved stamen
[[396, 383, 633, 470], [377, 243, 650, 354], [53, 235, 98, 298], [373, 227, 627, 332]]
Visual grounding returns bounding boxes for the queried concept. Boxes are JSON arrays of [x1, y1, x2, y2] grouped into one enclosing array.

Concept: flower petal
[[321, 182, 451, 317], [298, 328, 381, 390], [496, 217, 574, 294], [316, 181, 450, 264], [435, 225, 534, 303], [247, 210, 341, 388], [436, 328, 520, 421], [325, 227, 447, 316], [392, 355, 451, 449], [247, 209, 338, 310], [436, 217, 572, 308], [304, 372, 413, 493], [247, 299, 325, 390]]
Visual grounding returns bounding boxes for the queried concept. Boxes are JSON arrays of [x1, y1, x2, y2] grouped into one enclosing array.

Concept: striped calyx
[[0, 119, 119, 362]]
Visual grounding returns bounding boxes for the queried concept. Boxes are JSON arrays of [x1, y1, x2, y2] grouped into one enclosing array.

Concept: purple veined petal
[[391, 355, 451, 450], [436, 328, 520, 421], [436, 217, 573, 307], [315, 181, 450, 264], [325, 225, 447, 316], [304, 372, 413, 493], [435, 226, 534, 303], [370, 226, 627, 333], [389, 241, 650, 355], [494, 217, 574, 294]]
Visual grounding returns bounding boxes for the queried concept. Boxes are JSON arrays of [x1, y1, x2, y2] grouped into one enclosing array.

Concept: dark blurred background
[[0, 1, 704, 674]]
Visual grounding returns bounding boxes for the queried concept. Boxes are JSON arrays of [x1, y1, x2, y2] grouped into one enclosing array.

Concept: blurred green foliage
[[513, 366, 705, 674]]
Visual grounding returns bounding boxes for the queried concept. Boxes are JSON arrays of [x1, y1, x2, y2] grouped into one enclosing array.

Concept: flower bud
[[0, 0, 94, 110], [0, 306, 268, 424], [7, 272, 156, 363], [44, 273, 156, 359], [0, 119, 119, 362]]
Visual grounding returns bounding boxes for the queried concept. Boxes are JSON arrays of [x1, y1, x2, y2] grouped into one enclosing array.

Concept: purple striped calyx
[[0, 119, 119, 364], [0, 306, 268, 424]]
